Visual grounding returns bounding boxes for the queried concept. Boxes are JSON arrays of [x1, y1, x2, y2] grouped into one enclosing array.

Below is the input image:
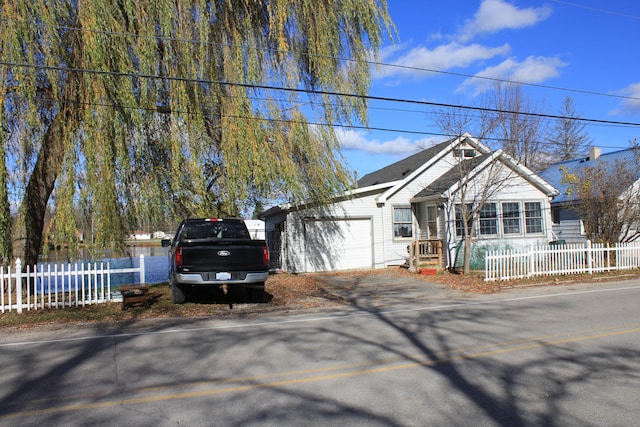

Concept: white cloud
[[610, 82, 640, 115], [458, 0, 552, 42], [456, 56, 567, 95], [336, 129, 438, 156], [376, 42, 511, 80]]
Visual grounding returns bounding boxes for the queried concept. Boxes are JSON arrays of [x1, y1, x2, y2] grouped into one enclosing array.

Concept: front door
[[416, 203, 439, 239], [426, 205, 438, 239]]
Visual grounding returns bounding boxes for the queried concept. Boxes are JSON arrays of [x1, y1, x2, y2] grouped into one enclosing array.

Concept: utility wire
[[2, 60, 640, 129], [549, 0, 640, 20]]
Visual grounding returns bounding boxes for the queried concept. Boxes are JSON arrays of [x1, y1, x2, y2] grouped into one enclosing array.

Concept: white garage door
[[304, 218, 373, 272]]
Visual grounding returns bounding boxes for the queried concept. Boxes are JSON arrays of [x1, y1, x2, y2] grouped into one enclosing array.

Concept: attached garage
[[303, 217, 373, 272]]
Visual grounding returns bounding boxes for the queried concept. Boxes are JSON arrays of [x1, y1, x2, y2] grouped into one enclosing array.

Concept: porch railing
[[409, 239, 442, 271]]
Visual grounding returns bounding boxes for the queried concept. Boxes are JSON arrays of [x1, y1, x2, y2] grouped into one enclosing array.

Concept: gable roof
[[539, 147, 640, 204], [356, 138, 454, 188], [412, 153, 492, 199]]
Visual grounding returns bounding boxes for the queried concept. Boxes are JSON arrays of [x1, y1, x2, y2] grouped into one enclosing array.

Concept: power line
[[4, 90, 633, 154], [2, 60, 640, 129], [1, 16, 639, 104], [549, 0, 640, 20]]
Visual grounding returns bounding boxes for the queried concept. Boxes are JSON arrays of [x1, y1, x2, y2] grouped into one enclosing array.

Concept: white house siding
[[444, 169, 555, 256], [275, 191, 385, 273], [380, 156, 460, 267], [263, 136, 558, 273], [551, 207, 585, 243], [243, 219, 266, 240]]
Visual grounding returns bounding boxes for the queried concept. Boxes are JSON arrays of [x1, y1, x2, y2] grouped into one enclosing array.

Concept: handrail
[[409, 239, 442, 271]]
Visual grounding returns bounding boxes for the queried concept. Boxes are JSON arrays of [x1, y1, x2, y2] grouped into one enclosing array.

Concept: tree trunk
[[463, 238, 472, 275], [0, 148, 11, 266], [12, 110, 68, 268]]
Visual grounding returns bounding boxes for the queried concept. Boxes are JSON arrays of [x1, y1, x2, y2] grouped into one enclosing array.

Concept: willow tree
[[0, 0, 394, 266]]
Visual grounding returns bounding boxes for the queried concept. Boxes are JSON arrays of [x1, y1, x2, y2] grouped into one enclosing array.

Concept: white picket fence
[[485, 241, 640, 282], [1, 255, 146, 313]]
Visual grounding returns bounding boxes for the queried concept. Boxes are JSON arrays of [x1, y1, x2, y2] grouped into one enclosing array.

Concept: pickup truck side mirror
[[161, 239, 172, 247]]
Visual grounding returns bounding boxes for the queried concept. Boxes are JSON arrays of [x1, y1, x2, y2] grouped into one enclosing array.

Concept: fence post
[[586, 240, 592, 275], [139, 254, 146, 284], [16, 258, 23, 314]]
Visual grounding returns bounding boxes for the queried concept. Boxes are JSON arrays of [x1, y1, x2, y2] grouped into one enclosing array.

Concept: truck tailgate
[[178, 239, 268, 272]]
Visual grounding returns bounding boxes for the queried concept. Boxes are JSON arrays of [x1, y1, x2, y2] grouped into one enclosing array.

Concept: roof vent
[[589, 147, 601, 161]]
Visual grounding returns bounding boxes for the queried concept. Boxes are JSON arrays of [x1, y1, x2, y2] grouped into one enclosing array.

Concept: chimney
[[589, 147, 601, 161]]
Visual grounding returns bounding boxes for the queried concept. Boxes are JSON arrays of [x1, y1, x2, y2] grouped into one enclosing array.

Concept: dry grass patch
[[3, 267, 640, 329]]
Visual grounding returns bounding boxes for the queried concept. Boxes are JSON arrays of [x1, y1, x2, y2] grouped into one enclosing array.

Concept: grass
[[0, 272, 335, 329]]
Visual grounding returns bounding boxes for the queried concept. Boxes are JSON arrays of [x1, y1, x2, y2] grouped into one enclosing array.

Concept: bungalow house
[[539, 146, 640, 243], [261, 134, 558, 273]]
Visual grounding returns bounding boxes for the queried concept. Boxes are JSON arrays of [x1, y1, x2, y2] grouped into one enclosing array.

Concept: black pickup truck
[[162, 218, 269, 304]]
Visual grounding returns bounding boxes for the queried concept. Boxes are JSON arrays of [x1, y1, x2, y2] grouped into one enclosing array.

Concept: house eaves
[[259, 181, 393, 219], [499, 152, 559, 197], [371, 133, 493, 204], [411, 153, 493, 202], [411, 149, 559, 203]]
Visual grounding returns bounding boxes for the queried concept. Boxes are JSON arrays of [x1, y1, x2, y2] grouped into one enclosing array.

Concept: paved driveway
[[316, 272, 463, 309]]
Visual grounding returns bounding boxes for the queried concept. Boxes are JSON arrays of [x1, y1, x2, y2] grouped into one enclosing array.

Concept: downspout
[[380, 202, 387, 268]]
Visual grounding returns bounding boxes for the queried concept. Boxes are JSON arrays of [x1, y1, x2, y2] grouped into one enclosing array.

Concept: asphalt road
[[1, 275, 639, 426]]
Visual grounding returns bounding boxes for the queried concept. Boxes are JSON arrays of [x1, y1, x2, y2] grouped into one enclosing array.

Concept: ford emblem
[[217, 250, 231, 257]]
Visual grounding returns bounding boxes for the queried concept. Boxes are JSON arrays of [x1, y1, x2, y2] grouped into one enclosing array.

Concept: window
[[453, 148, 476, 158], [393, 207, 413, 238], [525, 202, 543, 234], [551, 206, 560, 224], [479, 203, 498, 235], [502, 202, 521, 234], [427, 206, 438, 238], [455, 204, 473, 237]]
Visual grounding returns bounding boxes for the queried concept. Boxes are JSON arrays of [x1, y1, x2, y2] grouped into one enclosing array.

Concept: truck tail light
[[175, 246, 183, 267], [262, 245, 269, 266]]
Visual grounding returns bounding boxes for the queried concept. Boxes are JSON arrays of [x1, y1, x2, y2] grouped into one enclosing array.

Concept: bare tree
[[432, 87, 550, 273], [446, 146, 521, 274], [548, 96, 592, 161], [483, 82, 548, 172]]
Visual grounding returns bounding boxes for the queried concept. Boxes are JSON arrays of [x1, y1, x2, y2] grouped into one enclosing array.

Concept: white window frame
[[524, 202, 544, 234], [455, 203, 474, 237], [479, 203, 499, 236], [501, 202, 522, 235], [393, 206, 413, 239]]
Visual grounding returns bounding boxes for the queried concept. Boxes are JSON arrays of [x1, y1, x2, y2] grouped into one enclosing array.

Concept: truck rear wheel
[[172, 283, 186, 304]]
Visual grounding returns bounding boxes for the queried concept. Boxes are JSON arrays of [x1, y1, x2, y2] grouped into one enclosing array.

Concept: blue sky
[[338, 0, 640, 177]]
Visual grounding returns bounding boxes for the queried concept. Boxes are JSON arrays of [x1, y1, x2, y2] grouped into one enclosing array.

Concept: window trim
[[479, 202, 498, 236], [392, 206, 413, 240], [501, 202, 522, 235], [453, 200, 546, 238], [455, 203, 474, 237], [524, 201, 544, 234]]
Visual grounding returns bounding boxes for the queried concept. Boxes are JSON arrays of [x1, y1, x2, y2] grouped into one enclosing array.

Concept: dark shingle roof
[[413, 153, 492, 198], [539, 148, 640, 204], [356, 138, 453, 188]]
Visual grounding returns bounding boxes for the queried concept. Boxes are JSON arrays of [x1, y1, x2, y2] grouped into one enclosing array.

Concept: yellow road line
[[2, 325, 640, 420]]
